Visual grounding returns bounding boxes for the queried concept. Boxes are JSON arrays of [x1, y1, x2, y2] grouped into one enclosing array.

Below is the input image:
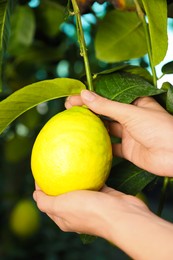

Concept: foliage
[[95, 9, 147, 62], [0, 78, 85, 134], [0, 0, 173, 259], [140, 0, 168, 66], [0, 0, 16, 88]]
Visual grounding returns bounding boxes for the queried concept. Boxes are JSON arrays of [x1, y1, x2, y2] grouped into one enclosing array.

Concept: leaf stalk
[[71, 0, 94, 91]]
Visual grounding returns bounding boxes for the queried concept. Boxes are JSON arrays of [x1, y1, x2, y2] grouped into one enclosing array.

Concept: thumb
[[33, 190, 61, 216], [81, 90, 137, 124]]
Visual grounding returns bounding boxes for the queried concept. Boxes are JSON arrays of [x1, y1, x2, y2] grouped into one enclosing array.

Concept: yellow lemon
[[10, 199, 40, 238], [31, 106, 112, 196]]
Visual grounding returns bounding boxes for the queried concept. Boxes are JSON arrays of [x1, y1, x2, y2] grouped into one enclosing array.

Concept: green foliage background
[[0, 0, 173, 259]]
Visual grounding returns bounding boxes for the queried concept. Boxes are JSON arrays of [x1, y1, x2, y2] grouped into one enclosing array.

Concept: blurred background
[[0, 0, 173, 259]]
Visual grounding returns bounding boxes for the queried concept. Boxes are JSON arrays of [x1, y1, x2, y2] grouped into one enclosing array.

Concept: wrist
[[101, 202, 173, 260]]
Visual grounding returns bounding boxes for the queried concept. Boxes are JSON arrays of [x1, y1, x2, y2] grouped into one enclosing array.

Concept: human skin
[[65, 90, 173, 177], [33, 90, 173, 260], [33, 185, 173, 260]]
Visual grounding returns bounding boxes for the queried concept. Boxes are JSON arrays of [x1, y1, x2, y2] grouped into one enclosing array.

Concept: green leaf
[[161, 81, 172, 91], [166, 84, 173, 114], [95, 65, 153, 84], [93, 71, 165, 103], [0, 0, 15, 91], [14, 41, 67, 65], [123, 65, 153, 84], [80, 234, 97, 245], [36, 0, 65, 38], [161, 61, 173, 75], [107, 161, 156, 195], [141, 0, 168, 65], [95, 9, 147, 63], [0, 78, 86, 135], [7, 5, 35, 55], [94, 63, 129, 76]]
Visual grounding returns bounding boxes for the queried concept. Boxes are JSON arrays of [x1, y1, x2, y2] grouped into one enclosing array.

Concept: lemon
[[31, 106, 112, 196], [10, 199, 40, 238]]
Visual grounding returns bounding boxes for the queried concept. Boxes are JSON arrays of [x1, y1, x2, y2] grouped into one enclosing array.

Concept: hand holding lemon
[[33, 90, 173, 260]]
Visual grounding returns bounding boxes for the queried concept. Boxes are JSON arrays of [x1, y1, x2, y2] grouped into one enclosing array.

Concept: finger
[[101, 185, 124, 196], [33, 190, 93, 216], [133, 96, 165, 111], [108, 121, 123, 138], [65, 100, 72, 109], [45, 213, 68, 231], [35, 182, 41, 191], [112, 143, 123, 158], [80, 90, 139, 124], [33, 190, 59, 215], [46, 213, 58, 224], [46, 213, 64, 228], [65, 95, 83, 109], [44, 211, 75, 233]]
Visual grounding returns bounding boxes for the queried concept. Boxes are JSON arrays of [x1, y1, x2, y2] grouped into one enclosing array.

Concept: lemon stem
[[71, 0, 94, 91], [134, 0, 157, 87]]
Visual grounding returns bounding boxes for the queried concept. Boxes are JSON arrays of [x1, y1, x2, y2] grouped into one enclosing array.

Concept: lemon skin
[[31, 106, 112, 196]]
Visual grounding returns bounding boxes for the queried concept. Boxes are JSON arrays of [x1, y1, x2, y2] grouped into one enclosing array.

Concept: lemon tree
[[31, 106, 112, 196], [0, 0, 173, 253]]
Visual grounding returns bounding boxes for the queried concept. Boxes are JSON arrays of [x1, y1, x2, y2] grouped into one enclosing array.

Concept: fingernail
[[65, 101, 72, 109], [66, 96, 71, 102], [65, 96, 72, 109], [81, 90, 97, 102]]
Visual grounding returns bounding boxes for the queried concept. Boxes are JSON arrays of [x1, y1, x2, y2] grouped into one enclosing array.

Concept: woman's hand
[[33, 90, 173, 260], [33, 185, 148, 237], [65, 90, 173, 177], [33, 185, 173, 260]]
